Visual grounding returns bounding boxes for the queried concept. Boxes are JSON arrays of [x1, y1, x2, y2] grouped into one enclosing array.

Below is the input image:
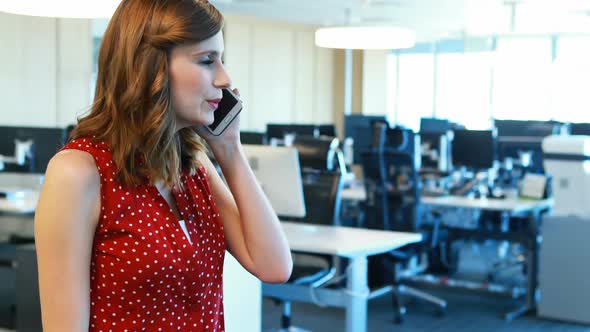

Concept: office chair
[[274, 136, 346, 332], [361, 122, 447, 324], [317, 124, 337, 138]]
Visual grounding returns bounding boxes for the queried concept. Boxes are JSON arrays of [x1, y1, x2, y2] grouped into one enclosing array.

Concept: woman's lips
[[207, 99, 221, 110]]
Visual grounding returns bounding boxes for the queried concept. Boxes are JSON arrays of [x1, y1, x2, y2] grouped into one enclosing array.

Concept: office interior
[[2, 1, 590, 331]]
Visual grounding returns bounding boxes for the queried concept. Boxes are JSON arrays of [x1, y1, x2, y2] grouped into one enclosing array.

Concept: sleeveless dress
[[60, 137, 226, 332]]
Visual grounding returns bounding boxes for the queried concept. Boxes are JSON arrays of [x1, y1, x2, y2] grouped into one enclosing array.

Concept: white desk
[[0, 192, 38, 215], [341, 183, 554, 321], [0, 174, 42, 215], [421, 196, 553, 215], [263, 222, 421, 332], [0, 188, 38, 242], [420, 195, 552, 321]]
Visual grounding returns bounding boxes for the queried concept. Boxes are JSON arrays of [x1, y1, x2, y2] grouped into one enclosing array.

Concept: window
[[492, 37, 553, 120], [551, 36, 590, 123], [435, 52, 493, 129], [395, 54, 434, 131]]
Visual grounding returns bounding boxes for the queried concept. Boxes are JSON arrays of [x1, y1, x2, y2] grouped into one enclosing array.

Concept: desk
[[341, 185, 553, 320], [0, 174, 43, 215], [0, 193, 38, 215], [421, 196, 553, 214], [0, 191, 38, 242], [263, 221, 421, 332], [420, 195, 552, 321]]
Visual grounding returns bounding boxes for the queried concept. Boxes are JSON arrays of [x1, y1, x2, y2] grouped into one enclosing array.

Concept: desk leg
[[505, 210, 541, 321], [346, 256, 369, 332]]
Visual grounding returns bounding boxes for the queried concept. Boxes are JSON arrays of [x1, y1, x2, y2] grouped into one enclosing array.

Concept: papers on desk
[[519, 174, 547, 200]]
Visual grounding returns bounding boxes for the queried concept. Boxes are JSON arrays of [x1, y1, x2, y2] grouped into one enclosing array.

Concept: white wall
[[224, 15, 335, 131], [0, 13, 92, 127], [0, 13, 336, 131], [362, 50, 392, 118]]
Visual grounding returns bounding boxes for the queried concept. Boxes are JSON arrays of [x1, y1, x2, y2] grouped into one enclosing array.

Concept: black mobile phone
[[207, 88, 243, 136]]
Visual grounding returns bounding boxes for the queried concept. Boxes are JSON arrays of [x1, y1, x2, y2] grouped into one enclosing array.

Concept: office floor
[[262, 243, 590, 332], [262, 290, 590, 332]]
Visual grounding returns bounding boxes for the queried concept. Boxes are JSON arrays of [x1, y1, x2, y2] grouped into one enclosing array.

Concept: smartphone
[[207, 88, 243, 136]]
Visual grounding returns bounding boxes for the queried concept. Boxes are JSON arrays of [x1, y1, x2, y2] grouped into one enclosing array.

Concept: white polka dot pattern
[[61, 138, 226, 332]]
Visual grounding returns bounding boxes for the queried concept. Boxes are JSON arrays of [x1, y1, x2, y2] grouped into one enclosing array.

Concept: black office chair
[[360, 122, 447, 324], [273, 136, 346, 332], [317, 124, 337, 138]]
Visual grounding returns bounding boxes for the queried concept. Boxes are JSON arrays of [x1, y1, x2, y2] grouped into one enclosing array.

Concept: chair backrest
[[291, 135, 340, 172], [285, 136, 346, 226], [298, 170, 343, 226], [362, 149, 419, 232], [318, 124, 337, 138], [361, 120, 420, 233]]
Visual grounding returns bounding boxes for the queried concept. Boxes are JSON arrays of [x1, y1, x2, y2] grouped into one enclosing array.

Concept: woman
[[34, 0, 292, 331]]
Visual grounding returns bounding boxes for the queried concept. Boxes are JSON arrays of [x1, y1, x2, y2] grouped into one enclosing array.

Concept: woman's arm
[[198, 146, 292, 283], [34, 150, 101, 332]]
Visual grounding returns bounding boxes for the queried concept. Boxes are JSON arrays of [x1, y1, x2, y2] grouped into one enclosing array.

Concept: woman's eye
[[199, 59, 215, 65]]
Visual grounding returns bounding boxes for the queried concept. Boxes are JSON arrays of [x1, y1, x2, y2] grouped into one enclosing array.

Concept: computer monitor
[[494, 120, 560, 173], [266, 123, 318, 140], [495, 119, 560, 138], [420, 117, 450, 134], [240, 131, 267, 145], [0, 126, 67, 173], [570, 123, 590, 136], [452, 130, 496, 170], [242, 144, 306, 218], [344, 114, 388, 164]]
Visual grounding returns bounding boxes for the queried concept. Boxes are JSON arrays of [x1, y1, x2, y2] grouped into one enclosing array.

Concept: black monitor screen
[[570, 123, 590, 136], [420, 117, 450, 134], [240, 131, 267, 145], [452, 130, 496, 170], [495, 119, 560, 138], [266, 124, 317, 140], [344, 114, 388, 164]]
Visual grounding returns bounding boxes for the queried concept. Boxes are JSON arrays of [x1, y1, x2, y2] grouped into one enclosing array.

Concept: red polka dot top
[[61, 137, 226, 332]]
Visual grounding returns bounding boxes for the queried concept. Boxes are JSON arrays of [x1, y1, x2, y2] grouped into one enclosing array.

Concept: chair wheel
[[394, 315, 404, 324], [436, 307, 446, 318]]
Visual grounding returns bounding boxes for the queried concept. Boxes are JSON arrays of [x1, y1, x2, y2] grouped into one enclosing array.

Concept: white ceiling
[[211, 0, 590, 41]]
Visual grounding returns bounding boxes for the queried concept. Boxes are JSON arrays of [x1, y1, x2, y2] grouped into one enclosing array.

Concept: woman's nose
[[214, 65, 231, 89]]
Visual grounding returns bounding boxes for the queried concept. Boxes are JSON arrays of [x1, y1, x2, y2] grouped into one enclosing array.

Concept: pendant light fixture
[[0, 0, 121, 18], [315, 25, 416, 50]]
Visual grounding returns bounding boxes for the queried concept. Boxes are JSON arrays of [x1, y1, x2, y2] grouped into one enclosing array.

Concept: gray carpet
[[262, 287, 590, 332]]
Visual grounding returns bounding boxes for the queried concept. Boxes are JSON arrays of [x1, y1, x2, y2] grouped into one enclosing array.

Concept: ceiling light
[[315, 26, 416, 50], [0, 0, 121, 18]]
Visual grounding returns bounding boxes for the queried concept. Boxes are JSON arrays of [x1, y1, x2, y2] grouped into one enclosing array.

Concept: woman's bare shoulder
[[44, 149, 101, 193]]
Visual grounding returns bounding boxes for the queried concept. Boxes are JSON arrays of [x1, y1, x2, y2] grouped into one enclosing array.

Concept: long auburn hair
[[72, 0, 223, 187]]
